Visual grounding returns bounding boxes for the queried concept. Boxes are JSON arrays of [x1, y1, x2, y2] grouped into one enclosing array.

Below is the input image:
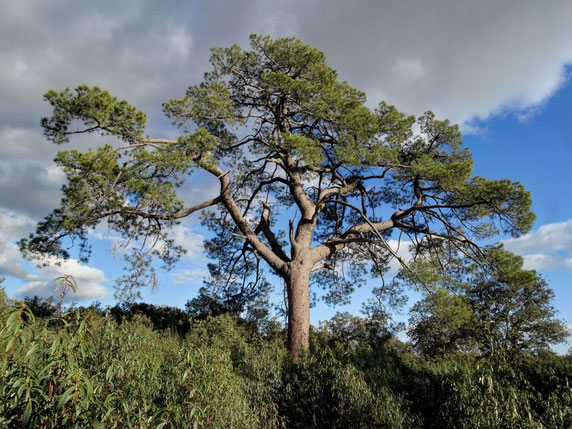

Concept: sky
[[0, 1, 571, 349]]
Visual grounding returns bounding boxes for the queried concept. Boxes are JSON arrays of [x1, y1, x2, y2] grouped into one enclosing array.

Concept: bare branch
[[198, 156, 289, 276], [310, 199, 433, 293]]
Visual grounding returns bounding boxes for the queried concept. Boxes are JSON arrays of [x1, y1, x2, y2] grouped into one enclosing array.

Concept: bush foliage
[[1, 295, 570, 428]]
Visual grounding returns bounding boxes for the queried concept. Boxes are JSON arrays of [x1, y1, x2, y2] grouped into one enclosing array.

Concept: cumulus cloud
[[89, 217, 207, 265], [0, 209, 109, 300], [0, 125, 119, 219], [386, 239, 415, 275], [294, 0, 572, 125], [0, 241, 38, 281], [0, 160, 66, 218], [0, 210, 38, 281], [16, 257, 108, 302], [171, 268, 209, 286], [0, 1, 196, 125], [170, 224, 207, 262], [503, 220, 572, 271], [0, 209, 36, 240], [2, 1, 571, 128]]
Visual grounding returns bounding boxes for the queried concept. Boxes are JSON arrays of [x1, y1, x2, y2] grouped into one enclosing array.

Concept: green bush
[[439, 358, 572, 429], [0, 305, 264, 427], [1, 301, 569, 428], [0, 278, 9, 327], [278, 347, 417, 429], [186, 313, 286, 427]]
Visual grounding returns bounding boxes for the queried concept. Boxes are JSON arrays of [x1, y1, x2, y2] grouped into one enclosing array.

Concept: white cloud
[[90, 229, 124, 246], [0, 161, 66, 218], [89, 219, 207, 265], [520, 254, 564, 271], [0, 241, 38, 281], [504, 220, 572, 271], [171, 268, 209, 285], [0, 209, 36, 240], [293, 0, 572, 125], [0, 209, 109, 300], [1, 1, 571, 129], [170, 224, 206, 262], [0, 210, 38, 281], [16, 256, 108, 302], [385, 239, 414, 274]]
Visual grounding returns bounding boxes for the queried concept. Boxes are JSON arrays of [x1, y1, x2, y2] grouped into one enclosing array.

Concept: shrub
[[0, 305, 265, 427], [278, 347, 417, 429], [440, 358, 572, 428]]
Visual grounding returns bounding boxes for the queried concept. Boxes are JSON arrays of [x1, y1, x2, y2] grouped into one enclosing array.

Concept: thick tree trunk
[[286, 261, 311, 360]]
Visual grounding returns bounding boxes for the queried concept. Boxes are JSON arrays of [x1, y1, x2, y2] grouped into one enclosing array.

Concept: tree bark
[[286, 260, 311, 360]]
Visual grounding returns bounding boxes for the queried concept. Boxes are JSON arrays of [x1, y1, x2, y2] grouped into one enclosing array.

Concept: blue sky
[[1, 1, 571, 350]]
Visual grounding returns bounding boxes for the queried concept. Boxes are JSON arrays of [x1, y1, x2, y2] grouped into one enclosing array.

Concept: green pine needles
[[19, 34, 537, 358]]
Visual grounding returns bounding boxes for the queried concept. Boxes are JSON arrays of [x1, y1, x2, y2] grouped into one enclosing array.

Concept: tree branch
[[256, 202, 290, 262], [198, 156, 289, 276], [311, 199, 433, 293]]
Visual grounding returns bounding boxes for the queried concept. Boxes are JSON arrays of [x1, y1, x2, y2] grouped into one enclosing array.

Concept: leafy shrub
[[439, 358, 572, 429], [278, 347, 417, 429], [186, 313, 286, 427], [1, 300, 569, 428], [0, 304, 94, 427], [0, 305, 264, 427], [0, 278, 9, 327]]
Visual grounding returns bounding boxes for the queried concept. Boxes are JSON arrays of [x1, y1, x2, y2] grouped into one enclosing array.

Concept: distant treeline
[[21, 295, 195, 337]]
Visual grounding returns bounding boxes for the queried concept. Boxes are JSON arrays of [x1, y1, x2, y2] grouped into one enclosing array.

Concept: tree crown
[[21, 35, 534, 309], [408, 247, 567, 357]]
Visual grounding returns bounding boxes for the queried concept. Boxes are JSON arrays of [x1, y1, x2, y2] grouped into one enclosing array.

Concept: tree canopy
[[408, 246, 567, 357], [21, 34, 535, 358]]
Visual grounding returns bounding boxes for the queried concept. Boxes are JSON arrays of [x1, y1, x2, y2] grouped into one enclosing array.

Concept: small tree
[[409, 247, 568, 358], [408, 288, 473, 357], [21, 35, 534, 358]]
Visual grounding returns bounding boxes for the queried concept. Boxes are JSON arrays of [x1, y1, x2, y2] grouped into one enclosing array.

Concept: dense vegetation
[[1, 279, 570, 428]]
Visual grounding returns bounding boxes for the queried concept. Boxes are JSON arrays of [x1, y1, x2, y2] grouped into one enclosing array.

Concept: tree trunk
[[286, 261, 311, 360]]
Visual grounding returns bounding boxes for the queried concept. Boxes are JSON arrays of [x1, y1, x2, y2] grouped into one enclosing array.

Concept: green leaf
[[21, 400, 32, 428], [56, 386, 76, 411]]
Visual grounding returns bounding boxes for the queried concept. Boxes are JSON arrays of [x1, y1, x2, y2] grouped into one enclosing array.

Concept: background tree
[[21, 296, 59, 320], [21, 35, 534, 358], [108, 302, 192, 336], [408, 246, 568, 358], [408, 288, 473, 357], [184, 278, 278, 334]]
